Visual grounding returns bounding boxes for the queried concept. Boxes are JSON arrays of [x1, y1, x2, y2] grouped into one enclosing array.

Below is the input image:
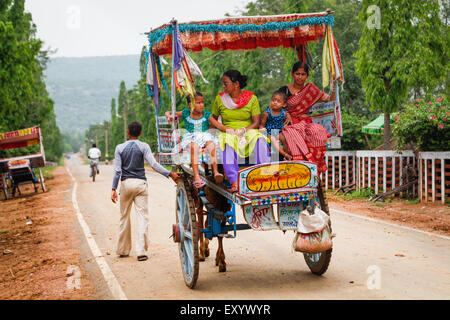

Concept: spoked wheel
[[175, 178, 199, 288], [303, 178, 332, 275]]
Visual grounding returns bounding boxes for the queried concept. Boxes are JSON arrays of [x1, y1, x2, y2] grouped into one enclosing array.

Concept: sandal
[[193, 180, 206, 189], [137, 255, 148, 261], [214, 173, 224, 184]]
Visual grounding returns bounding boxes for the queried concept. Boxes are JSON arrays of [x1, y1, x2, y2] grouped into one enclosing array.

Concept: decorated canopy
[[0, 126, 41, 150], [0, 126, 45, 172], [148, 11, 334, 55]]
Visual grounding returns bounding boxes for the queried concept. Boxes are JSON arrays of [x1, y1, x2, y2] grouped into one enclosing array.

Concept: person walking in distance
[[111, 121, 180, 261]]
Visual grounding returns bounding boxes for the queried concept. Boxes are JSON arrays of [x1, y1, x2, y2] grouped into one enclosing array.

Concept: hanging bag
[[292, 205, 332, 254]]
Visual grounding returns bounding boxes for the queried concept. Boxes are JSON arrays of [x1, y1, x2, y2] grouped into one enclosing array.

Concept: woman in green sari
[[212, 70, 270, 192]]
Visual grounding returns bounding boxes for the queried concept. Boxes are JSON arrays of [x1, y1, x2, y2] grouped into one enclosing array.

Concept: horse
[[192, 182, 231, 272]]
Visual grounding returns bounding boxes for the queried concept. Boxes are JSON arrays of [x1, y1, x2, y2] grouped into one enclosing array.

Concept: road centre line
[[66, 166, 128, 300], [330, 208, 450, 241]]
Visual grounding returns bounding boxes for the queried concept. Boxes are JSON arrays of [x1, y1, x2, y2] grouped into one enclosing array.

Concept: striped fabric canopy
[[148, 11, 334, 55], [362, 114, 395, 135]]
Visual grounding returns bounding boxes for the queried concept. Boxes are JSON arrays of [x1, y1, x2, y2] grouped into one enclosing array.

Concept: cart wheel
[[1, 175, 9, 200], [303, 178, 332, 275], [175, 178, 199, 288], [39, 169, 46, 193]]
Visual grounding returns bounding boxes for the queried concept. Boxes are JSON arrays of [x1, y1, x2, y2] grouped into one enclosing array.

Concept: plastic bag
[[292, 206, 332, 253], [293, 225, 332, 253]]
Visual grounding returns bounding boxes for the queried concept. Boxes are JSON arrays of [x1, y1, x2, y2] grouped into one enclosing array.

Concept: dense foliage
[[0, 0, 63, 161], [393, 96, 450, 151], [355, 0, 448, 148]]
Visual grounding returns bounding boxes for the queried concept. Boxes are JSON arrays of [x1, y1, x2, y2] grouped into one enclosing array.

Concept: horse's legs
[[215, 236, 226, 272], [204, 215, 210, 258], [196, 207, 205, 262]]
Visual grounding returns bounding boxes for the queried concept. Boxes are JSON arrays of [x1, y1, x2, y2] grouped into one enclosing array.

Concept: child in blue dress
[[259, 90, 293, 160], [165, 92, 229, 188]]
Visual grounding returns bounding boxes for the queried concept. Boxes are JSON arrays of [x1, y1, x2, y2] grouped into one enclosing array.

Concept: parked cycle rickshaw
[[0, 126, 47, 199], [146, 9, 344, 288]]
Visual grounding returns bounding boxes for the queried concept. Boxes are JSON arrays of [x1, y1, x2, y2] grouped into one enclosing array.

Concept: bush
[[393, 96, 450, 151]]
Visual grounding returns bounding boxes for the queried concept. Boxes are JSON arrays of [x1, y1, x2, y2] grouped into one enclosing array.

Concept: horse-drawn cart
[[0, 126, 46, 199], [147, 10, 343, 288]]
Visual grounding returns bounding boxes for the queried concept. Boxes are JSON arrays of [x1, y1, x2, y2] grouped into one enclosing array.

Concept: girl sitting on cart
[[165, 92, 228, 188], [259, 90, 293, 161]]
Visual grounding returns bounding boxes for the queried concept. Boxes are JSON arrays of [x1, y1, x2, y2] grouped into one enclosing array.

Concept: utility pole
[[123, 92, 128, 142], [105, 122, 109, 164]]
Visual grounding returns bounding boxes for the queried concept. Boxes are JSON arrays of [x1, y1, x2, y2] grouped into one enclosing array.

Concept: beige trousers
[[117, 178, 149, 257]]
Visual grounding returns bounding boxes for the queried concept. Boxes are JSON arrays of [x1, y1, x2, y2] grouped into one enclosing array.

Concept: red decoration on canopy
[[151, 13, 329, 56], [0, 127, 41, 150]]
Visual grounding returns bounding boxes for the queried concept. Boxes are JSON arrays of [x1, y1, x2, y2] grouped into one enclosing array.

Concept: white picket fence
[[321, 151, 357, 190], [322, 150, 449, 203], [418, 152, 450, 204], [356, 150, 416, 195]]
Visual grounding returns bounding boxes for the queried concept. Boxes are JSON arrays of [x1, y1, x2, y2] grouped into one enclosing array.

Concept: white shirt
[[88, 147, 101, 160]]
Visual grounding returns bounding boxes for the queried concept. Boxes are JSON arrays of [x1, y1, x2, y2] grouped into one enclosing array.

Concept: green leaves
[[0, 1, 63, 161], [393, 96, 449, 151]]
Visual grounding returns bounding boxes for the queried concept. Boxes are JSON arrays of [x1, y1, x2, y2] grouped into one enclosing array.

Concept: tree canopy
[[0, 0, 63, 161], [355, 0, 447, 148]]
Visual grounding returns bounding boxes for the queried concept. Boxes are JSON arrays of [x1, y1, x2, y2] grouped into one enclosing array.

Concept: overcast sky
[[25, 0, 250, 57]]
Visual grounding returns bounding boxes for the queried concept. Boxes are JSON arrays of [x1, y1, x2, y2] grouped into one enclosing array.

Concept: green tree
[[0, 0, 63, 161], [355, 0, 446, 149]]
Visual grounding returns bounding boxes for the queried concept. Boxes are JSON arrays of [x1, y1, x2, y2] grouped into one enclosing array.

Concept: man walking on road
[[111, 121, 179, 261]]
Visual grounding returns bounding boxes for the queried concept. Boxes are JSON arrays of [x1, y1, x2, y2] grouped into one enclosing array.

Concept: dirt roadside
[[0, 167, 95, 300], [327, 193, 450, 237], [1, 164, 449, 300]]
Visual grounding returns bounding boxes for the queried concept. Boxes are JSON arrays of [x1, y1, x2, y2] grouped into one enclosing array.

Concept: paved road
[[66, 154, 450, 300]]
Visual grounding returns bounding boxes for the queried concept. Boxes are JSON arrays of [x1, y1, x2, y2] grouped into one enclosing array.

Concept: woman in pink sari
[[279, 62, 335, 173]]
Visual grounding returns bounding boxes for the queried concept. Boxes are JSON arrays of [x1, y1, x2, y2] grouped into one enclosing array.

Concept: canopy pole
[[334, 80, 342, 136], [170, 19, 177, 135]]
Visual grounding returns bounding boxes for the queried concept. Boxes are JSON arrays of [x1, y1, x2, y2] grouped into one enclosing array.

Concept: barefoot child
[[260, 90, 293, 160], [165, 92, 228, 188]]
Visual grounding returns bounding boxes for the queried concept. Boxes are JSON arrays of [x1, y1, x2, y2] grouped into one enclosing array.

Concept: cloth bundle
[[292, 205, 332, 254]]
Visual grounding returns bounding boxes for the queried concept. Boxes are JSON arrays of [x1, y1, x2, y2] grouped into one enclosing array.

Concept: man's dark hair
[[128, 121, 142, 137], [92, 143, 96, 148]]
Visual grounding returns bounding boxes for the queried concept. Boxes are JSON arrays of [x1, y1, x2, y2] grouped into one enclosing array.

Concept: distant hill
[[44, 55, 141, 134]]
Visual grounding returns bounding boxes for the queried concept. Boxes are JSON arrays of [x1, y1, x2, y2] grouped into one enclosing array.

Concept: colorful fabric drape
[[150, 52, 160, 112], [286, 83, 325, 122], [149, 13, 333, 56], [173, 23, 184, 71], [322, 26, 344, 89], [219, 90, 254, 110]]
